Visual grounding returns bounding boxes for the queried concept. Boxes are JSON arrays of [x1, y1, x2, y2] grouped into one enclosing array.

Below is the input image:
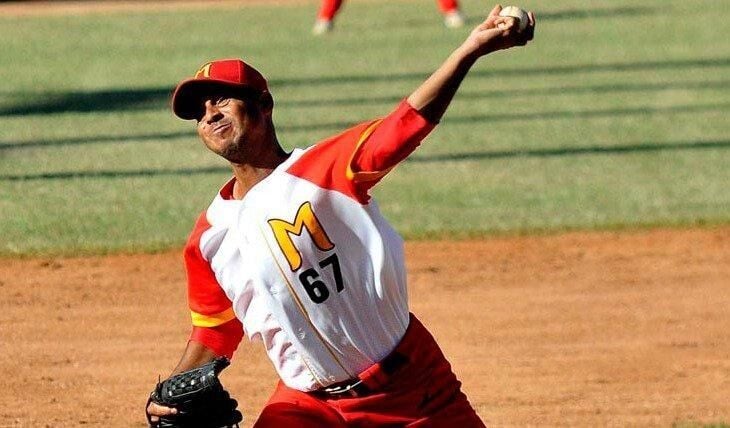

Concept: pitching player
[[147, 5, 535, 427], [313, 0, 466, 34]]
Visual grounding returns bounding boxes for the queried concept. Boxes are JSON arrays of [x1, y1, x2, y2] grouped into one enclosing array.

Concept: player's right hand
[[146, 401, 177, 424], [462, 5, 535, 58]]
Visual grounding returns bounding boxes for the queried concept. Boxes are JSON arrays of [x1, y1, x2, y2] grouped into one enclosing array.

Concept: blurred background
[[1, 0, 728, 255]]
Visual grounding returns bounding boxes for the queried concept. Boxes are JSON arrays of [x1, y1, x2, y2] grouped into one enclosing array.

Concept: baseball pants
[[253, 314, 486, 427]]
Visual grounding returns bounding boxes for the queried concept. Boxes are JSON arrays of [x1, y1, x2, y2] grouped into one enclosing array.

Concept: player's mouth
[[212, 121, 231, 135]]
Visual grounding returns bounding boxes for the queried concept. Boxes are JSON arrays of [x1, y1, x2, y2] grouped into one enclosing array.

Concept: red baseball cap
[[172, 59, 269, 120]]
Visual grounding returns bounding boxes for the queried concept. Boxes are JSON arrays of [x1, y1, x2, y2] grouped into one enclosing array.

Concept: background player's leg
[[313, 0, 343, 34], [437, 0, 465, 28], [317, 0, 343, 21], [435, 0, 459, 13]]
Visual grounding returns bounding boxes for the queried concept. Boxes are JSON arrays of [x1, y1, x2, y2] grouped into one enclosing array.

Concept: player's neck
[[230, 149, 289, 200]]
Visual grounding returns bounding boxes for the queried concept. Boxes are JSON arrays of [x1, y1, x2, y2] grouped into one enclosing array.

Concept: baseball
[[498, 5, 529, 32]]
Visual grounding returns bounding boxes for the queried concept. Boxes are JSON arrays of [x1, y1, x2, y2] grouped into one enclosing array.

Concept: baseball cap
[[172, 59, 269, 120]]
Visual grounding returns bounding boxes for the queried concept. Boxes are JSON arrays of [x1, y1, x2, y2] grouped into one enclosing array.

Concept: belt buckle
[[323, 379, 364, 398]]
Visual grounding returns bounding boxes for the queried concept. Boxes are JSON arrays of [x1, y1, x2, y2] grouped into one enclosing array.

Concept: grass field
[[1, 0, 728, 255]]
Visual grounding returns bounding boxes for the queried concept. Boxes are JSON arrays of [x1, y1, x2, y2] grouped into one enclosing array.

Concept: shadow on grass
[[2, 101, 729, 151], [401, 6, 657, 29], [282, 79, 730, 108], [407, 139, 730, 163], [462, 5, 658, 26], [277, 102, 730, 132], [0, 131, 192, 151], [0, 165, 230, 181], [1, 57, 728, 116], [271, 102, 730, 133], [444, 102, 730, 126], [0, 129, 193, 152], [2, 139, 727, 181], [270, 57, 730, 87], [0, 88, 171, 116]]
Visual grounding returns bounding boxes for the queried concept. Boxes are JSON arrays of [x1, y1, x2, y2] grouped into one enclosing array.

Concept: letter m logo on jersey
[[268, 202, 334, 271]]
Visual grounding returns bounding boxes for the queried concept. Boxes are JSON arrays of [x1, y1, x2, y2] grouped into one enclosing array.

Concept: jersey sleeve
[[184, 211, 243, 358], [347, 99, 435, 191], [285, 99, 435, 204]]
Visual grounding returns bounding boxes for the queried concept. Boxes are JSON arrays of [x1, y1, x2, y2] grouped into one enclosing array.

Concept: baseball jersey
[[185, 100, 434, 391]]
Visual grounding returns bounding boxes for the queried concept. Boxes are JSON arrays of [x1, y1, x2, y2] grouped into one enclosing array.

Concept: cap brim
[[171, 79, 252, 120]]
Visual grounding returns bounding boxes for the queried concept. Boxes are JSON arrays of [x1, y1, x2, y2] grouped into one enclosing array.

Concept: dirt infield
[[1, 227, 728, 427]]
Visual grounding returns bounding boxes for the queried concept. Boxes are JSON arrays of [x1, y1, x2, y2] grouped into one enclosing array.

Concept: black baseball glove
[[146, 357, 243, 428]]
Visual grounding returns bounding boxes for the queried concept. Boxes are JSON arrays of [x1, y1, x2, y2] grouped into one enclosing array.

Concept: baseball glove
[[146, 357, 243, 428]]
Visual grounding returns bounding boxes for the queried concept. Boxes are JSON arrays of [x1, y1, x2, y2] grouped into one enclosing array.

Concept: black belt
[[319, 378, 371, 398], [316, 351, 409, 398]]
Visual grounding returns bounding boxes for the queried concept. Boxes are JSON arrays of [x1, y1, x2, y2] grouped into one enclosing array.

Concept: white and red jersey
[[184, 100, 435, 391]]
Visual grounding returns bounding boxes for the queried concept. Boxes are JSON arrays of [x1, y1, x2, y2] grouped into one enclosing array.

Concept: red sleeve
[[184, 211, 243, 357], [349, 99, 435, 189], [189, 321, 243, 359], [286, 100, 434, 204]]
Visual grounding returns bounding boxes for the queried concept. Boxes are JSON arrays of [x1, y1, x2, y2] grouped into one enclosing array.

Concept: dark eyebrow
[[209, 87, 261, 103]]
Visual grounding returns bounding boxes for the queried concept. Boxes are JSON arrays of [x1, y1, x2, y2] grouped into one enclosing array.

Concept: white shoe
[[312, 19, 333, 35], [443, 10, 465, 28]]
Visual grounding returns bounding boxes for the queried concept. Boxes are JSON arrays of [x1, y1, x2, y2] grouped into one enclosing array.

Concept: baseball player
[[147, 5, 535, 427], [313, 0, 466, 34]]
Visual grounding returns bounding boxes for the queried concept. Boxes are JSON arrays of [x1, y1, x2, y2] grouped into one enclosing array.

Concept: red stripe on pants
[[254, 314, 485, 427]]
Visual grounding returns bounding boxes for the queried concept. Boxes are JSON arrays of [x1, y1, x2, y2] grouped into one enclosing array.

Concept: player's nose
[[202, 100, 223, 125]]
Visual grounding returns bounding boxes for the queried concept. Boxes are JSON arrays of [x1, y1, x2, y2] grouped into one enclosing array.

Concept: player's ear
[[258, 91, 274, 117]]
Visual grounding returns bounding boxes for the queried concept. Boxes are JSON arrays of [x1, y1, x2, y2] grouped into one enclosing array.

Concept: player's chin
[[201, 136, 225, 154], [219, 142, 248, 164]]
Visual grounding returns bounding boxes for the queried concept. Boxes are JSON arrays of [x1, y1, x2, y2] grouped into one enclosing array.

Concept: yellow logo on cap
[[195, 63, 212, 78]]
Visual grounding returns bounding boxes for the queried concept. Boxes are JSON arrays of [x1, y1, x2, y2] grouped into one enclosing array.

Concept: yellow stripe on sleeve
[[190, 307, 236, 328], [346, 119, 394, 183]]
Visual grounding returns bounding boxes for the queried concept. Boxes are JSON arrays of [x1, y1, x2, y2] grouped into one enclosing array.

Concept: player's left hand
[[461, 4, 535, 58], [145, 357, 242, 428]]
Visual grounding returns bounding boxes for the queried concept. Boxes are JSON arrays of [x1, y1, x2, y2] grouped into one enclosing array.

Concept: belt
[[316, 351, 409, 398], [320, 378, 371, 398]]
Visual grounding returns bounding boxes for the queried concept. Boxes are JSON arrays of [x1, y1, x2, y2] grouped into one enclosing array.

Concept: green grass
[[1, 0, 728, 255], [673, 423, 730, 428]]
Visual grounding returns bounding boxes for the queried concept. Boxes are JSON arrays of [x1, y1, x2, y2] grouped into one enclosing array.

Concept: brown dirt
[[1, 227, 728, 427]]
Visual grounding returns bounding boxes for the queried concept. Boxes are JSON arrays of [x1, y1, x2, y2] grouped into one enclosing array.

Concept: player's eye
[[194, 106, 205, 122]]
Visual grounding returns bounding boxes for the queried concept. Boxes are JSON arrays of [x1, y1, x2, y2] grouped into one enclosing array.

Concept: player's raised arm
[[407, 4, 535, 123]]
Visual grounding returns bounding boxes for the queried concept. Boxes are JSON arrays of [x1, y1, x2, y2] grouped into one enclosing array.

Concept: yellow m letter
[[268, 202, 334, 271], [195, 63, 212, 78]]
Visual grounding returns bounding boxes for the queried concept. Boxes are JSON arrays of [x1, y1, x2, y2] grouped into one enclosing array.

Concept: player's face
[[195, 92, 265, 163]]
